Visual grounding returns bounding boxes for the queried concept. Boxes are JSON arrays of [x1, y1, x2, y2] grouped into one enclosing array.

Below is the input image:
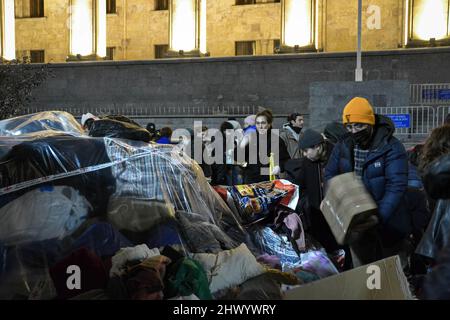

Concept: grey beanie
[[298, 129, 324, 149]]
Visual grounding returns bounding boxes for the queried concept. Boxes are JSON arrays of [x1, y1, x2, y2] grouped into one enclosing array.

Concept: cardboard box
[[320, 172, 378, 245], [284, 255, 413, 300]]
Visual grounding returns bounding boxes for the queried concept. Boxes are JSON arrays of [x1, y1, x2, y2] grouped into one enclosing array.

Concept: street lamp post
[[355, 0, 363, 82]]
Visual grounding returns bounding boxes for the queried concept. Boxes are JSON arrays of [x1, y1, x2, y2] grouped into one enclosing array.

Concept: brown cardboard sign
[[284, 255, 413, 300], [320, 172, 378, 245]]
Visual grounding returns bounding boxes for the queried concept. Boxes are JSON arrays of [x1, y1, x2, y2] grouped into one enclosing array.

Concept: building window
[[280, 0, 317, 52], [68, 0, 105, 58], [235, 0, 280, 4], [30, 0, 44, 18], [155, 44, 169, 58], [105, 47, 115, 60], [155, 0, 169, 10], [169, 0, 206, 55], [107, 0, 116, 14], [406, 0, 450, 47], [236, 0, 255, 4], [235, 41, 255, 56], [30, 50, 45, 63], [273, 39, 281, 53]]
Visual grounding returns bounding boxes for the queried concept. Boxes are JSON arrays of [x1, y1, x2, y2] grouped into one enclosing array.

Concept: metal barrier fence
[[17, 104, 443, 136], [437, 106, 450, 125], [20, 104, 262, 118], [410, 83, 450, 105], [374, 106, 436, 138]]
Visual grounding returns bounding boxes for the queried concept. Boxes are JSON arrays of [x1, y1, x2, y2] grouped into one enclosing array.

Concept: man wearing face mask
[[285, 129, 348, 269], [324, 97, 411, 266]]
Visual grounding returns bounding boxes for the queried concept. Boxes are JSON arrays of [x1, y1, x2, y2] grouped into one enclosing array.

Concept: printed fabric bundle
[[216, 180, 299, 224]]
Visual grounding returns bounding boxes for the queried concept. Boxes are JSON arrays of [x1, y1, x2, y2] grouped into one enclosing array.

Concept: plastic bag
[[88, 118, 151, 142], [0, 134, 117, 216]]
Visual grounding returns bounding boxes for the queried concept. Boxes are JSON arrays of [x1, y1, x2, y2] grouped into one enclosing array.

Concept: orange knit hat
[[342, 97, 375, 125]]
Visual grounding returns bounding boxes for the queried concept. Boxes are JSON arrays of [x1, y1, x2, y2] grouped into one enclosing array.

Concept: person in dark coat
[[324, 97, 411, 266], [421, 244, 450, 300], [416, 125, 450, 262], [211, 121, 234, 186], [146, 122, 157, 141], [240, 109, 290, 184], [285, 129, 349, 269], [416, 125, 450, 299]]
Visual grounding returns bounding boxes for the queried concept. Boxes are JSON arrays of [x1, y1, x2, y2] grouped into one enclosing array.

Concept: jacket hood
[[323, 121, 349, 144], [282, 124, 301, 138], [370, 114, 395, 149], [423, 153, 450, 199]]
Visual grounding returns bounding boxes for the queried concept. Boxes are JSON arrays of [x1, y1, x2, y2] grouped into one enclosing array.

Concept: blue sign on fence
[[386, 114, 410, 128], [422, 89, 450, 100], [439, 89, 450, 100]]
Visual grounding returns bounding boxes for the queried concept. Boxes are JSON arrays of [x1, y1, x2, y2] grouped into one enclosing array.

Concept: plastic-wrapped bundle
[[0, 111, 84, 137], [252, 227, 339, 279], [0, 112, 263, 299], [0, 186, 90, 245], [0, 134, 117, 216], [102, 138, 249, 248], [88, 118, 151, 142]]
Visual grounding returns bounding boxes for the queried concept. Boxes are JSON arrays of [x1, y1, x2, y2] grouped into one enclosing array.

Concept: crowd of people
[[80, 98, 450, 299]]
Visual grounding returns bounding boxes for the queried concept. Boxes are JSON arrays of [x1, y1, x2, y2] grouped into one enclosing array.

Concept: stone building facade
[[2, 0, 449, 63]]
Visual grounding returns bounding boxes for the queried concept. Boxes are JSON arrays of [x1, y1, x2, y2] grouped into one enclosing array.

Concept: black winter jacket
[[416, 153, 450, 260]]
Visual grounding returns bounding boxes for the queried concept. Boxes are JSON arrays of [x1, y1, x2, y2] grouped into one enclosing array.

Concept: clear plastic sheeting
[[0, 112, 253, 300], [0, 111, 84, 137], [0, 111, 343, 300]]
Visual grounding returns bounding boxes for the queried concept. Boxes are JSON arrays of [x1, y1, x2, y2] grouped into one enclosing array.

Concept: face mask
[[352, 128, 372, 146]]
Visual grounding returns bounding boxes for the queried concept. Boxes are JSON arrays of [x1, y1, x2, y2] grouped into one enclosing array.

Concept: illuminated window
[[168, 0, 207, 56], [235, 41, 255, 55], [406, 0, 450, 46], [155, 44, 169, 58], [280, 0, 317, 52], [30, 0, 44, 17], [106, 0, 116, 14], [30, 50, 45, 63], [155, 0, 168, 10], [68, 0, 106, 60], [1, 0, 15, 60]]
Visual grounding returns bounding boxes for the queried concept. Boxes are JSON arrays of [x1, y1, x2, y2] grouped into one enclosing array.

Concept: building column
[[68, 0, 106, 61], [167, 0, 208, 57], [279, 0, 317, 53], [1, 0, 16, 61]]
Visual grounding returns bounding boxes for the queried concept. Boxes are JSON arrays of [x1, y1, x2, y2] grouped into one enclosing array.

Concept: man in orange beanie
[[325, 97, 411, 267]]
